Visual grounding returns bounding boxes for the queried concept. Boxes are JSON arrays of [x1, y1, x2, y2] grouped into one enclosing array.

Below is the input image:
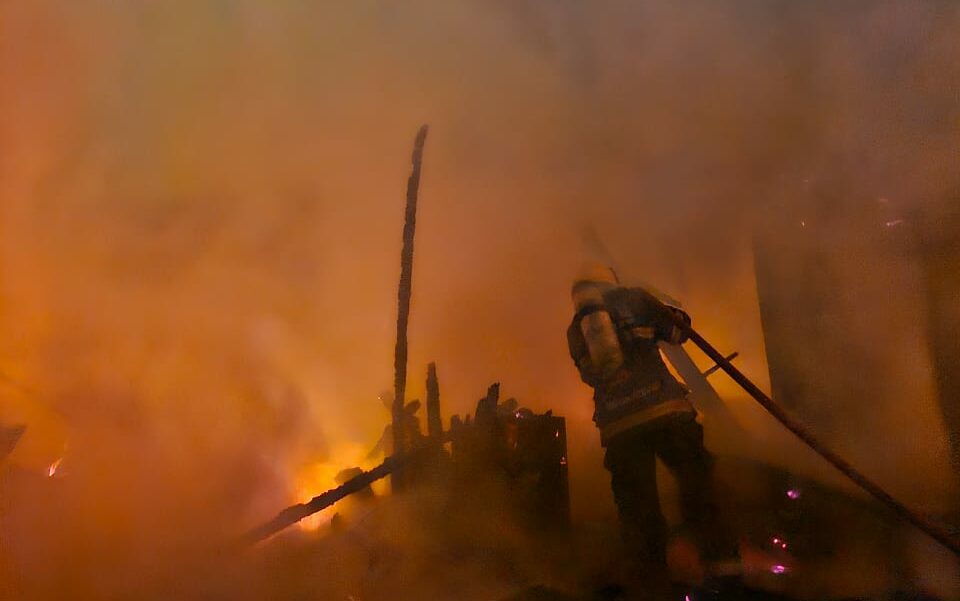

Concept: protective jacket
[[567, 286, 694, 444]]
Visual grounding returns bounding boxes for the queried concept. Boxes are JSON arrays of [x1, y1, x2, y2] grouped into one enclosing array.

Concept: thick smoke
[[1, 0, 959, 599]]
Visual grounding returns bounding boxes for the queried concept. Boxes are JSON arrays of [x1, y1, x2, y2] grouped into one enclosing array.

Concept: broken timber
[[392, 125, 429, 491], [426, 362, 442, 439], [241, 441, 442, 545]]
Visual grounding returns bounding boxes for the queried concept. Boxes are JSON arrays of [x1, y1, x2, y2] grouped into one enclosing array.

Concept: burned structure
[[917, 198, 960, 481], [753, 183, 960, 514], [246, 127, 570, 546], [448, 383, 571, 532], [245, 373, 571, 545]]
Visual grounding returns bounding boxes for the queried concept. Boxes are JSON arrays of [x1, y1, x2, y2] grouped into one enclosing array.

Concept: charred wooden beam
[[392, 125, 429, 491], [426, 362, 442, 439], [241, 453, 404, 545], [241, 437, 449, 545], [475, 382, 500, 424]]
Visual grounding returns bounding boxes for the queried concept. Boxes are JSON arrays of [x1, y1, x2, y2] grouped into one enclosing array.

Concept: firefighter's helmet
[[572, 262, 620, 311], [574, 262, 620, 287]]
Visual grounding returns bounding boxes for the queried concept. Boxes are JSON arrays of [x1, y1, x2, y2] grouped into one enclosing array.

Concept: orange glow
[[292, 442, 371, 532], [2, 2, 958, 598]]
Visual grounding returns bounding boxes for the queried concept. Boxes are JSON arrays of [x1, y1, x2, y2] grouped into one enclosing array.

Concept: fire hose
[[638, 288, 960, 557]]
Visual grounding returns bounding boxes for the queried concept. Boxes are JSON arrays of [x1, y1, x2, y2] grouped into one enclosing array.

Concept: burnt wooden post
[[426, 362, 442, 439], [475, 382, 500, 424], [392, 125, 428, 492]]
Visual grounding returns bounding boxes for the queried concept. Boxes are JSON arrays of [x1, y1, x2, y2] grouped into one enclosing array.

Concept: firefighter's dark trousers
[[603, 412, 736, 568]]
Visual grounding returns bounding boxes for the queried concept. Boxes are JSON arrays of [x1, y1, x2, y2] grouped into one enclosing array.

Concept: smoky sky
[[1, 1, 959, 597]]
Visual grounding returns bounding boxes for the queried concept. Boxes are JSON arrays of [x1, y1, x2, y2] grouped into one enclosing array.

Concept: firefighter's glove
[[660, 306, 692, 345]]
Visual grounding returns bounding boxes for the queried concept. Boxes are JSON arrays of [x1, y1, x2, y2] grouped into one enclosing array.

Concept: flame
[[292, 441, 371, 532]]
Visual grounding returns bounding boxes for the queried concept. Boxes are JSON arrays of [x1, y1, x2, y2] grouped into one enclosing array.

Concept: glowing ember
[[786, 488, 801, 500], [771, 564, 788, 575], [47, 457, 64, 477]]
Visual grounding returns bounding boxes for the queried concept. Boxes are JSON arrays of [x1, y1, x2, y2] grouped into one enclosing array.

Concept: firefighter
[[566, 264, 737, 589]]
